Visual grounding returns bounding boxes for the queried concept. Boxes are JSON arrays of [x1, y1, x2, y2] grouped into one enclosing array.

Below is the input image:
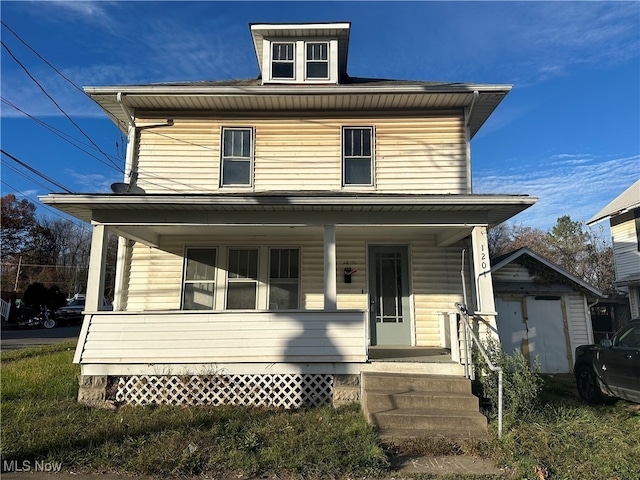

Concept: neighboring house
[[40, 22, 536, 427], [588, 179, 640, 319], [492, 247, 602, 374]]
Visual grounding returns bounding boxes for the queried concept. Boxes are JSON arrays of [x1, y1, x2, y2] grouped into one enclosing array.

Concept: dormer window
[[266, 40, 335, 83], [251, 23, 350, 85], [272, 43, 295, 79], [306, 42, 328, 79]]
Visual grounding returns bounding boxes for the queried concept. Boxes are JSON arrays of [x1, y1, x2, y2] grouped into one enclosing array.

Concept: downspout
[[464, 91, 479, 194], [116, 92, 137, 184], [112, 93, 138, 311]]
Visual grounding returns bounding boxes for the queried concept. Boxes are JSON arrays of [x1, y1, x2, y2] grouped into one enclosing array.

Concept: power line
[[1, 40, 124, 173], [1, 20, 86, 96], [1, 97, 124, 173], [0, 180, 91, 232], [1, 98, 193, 193], [1, 23, 209, 194], [1, 149, 74, 193], [1, 159, 53, 191]]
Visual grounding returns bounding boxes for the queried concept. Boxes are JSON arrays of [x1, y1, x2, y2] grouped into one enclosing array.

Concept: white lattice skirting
[[115, 374, 334, 408]]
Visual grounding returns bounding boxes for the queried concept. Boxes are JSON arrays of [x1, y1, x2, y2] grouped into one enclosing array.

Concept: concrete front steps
[[363, 372, 488, 439]]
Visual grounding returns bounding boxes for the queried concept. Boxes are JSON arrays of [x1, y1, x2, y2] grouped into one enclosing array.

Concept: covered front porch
[[40, 192, 534, 407]]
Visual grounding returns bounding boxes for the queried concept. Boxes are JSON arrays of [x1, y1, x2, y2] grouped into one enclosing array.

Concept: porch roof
[[41, 192, 536, 227]]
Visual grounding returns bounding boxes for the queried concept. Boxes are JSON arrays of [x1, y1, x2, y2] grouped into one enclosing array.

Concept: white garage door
[[496, 296, 570, 374], [495, 298, 527, 356], [526, 296, 569, 373]]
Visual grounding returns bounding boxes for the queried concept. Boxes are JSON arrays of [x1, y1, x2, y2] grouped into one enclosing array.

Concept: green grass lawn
[[2, 343, 639, 479]]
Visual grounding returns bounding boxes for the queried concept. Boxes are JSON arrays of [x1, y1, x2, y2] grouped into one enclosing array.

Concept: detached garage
[[492, 248, 603, 373]]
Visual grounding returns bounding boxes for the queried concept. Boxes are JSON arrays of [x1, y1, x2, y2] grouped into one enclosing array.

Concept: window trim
[[225, 247, 260, 310], [181, 247, 218, 310], [268, 247, 301, 310], [220, 127, 254, 188], [305, 42, 329, 80], [271, 42, 295, 80], [342, 126, 375, 187], [181, 245, 303, 311], [263, 38, 336, 84]]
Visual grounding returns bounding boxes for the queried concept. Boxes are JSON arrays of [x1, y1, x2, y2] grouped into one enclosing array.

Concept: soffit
[[587, 179, 640, 225], [86, 84, 510, 139]]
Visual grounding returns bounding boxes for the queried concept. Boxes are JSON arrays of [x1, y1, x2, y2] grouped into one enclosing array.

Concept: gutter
[[84, 83, 513, 96], [116, 92, 136, 128], [464, 90, 479, 128]]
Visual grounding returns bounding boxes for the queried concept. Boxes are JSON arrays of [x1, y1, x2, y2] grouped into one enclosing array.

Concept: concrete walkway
[[2, 454, 505, 479]]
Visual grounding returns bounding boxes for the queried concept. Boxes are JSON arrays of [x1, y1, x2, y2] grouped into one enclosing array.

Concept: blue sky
[[1, 1, 638, 231]]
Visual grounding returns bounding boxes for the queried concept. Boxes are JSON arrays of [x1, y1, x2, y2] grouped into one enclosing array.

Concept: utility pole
[[13, 256, 22, 291]]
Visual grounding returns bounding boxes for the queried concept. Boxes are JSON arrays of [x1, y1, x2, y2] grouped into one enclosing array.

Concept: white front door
[[368, 246, 412, 346]]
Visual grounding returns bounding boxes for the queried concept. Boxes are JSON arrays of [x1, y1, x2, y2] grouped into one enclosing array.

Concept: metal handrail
[[455, 301, 503, 439]]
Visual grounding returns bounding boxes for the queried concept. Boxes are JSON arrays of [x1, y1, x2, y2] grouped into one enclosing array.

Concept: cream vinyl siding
[[611, 219, 640, 282], [134, 114, 466, 194], [127, 244, 183, 311], [410, 238, 467, 345], [124, 229, 466, 347], [77, 311, 366, 365], [566, 293, 592, 348]]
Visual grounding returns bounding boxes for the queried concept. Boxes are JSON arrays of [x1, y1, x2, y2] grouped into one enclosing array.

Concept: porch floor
[[368, 346, 453, 363]]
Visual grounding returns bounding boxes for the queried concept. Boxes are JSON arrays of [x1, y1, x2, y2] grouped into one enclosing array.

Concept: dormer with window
[[250, 22, 350, 85]]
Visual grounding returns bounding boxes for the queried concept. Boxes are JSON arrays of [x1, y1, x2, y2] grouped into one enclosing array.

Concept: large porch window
[[181, 246, 301, 311], [227, 248, 259, 309], [269, 248, 300, 309], [182, 248, 217, 310]]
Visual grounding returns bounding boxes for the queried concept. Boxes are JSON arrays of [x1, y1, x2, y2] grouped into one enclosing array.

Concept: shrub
[[476, 337, 543, 424]]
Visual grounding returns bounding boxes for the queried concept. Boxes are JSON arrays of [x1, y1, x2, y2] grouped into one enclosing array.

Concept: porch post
[[85, 224, 108, 312], [324, 224, 337, 311], [470, 226, 499, 337], [113, 238, 133, 311]]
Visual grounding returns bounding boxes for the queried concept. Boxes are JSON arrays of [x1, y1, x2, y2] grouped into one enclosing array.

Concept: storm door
[[368, 246, 412, 345]]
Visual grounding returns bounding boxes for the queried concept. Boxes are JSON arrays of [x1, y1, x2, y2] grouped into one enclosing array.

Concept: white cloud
[[68, 171, 119, 193], [475, 153, 640, 229]]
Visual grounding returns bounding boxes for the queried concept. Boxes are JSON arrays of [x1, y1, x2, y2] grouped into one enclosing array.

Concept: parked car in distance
[[574, 319, 640, 404], [55, 297, 113, 326]]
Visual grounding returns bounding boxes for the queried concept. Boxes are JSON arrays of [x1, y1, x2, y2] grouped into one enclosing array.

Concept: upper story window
[[221, 127, 253, 187], [306, 42, 328, 79], [263, 39, 337, 84], [342, 127, 374, 186], [272, 43, 295, 79]]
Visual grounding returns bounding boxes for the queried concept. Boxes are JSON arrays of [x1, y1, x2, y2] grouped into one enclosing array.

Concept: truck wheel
[[576, 366, 608, 404]]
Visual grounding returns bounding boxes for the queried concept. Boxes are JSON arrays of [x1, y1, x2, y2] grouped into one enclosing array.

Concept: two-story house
[[588, 179, 640, 319], [41, 22, 536, 436]]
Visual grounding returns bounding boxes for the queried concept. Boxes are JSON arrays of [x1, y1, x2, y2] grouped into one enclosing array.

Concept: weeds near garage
[[485, 375, 640, 479]]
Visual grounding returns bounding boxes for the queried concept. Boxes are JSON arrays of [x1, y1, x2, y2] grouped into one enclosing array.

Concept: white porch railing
[[74, 309, 368, 366], [0, 298, 10, 321]]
